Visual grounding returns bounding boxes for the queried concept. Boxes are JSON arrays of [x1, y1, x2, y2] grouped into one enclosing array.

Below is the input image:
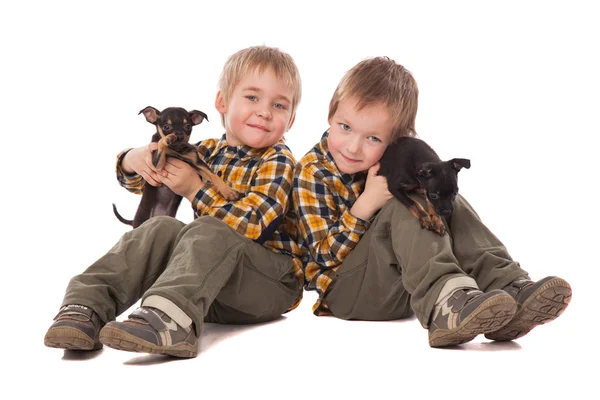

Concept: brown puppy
[[113, 106, 239, 228], [378, 136, 470, 236]]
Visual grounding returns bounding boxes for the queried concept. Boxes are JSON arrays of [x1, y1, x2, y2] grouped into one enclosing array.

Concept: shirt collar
[[214, 134, 268, 160]]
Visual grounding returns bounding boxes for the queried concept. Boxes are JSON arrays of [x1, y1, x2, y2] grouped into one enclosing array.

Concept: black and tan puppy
[[112, 106, 239, 228], [378, 136, 470, 236]]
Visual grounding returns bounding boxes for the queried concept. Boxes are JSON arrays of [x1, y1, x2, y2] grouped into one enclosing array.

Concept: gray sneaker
[[44, 304, 104, 350], [485, 276, 572, 341], [429, 289, 516, 347], [99, 307, 198, 358]]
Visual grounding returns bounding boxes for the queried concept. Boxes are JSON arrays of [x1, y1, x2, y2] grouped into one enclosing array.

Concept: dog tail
[[112, 203, 133, 226]]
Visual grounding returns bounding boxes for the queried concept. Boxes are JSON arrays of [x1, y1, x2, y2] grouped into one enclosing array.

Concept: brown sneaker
[[429, 289, 516, 347], [44, 304, 105, 350], [485, 276, 572, 341], [99, 307, 198, 358]]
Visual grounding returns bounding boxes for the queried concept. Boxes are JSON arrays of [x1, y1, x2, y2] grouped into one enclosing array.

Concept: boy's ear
[[215, 91, 227, 115], [286, 113, 296, 131]]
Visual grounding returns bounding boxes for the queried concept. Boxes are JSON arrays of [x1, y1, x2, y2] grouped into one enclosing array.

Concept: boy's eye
[[274, 103, 286, 110], [367, 136, 381, 143], [340, 123, 351, 131], [246, 95, 257, 101]]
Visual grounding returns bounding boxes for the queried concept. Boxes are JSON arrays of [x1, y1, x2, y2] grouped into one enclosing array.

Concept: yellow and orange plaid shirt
[[116, 134, 304, 311], [294, 131, 371, 315]]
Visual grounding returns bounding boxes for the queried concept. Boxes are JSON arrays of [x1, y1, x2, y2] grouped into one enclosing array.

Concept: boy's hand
[[350, 163, 393, 220], [158, 158, 205, 202], [121, 143, 163, 187]]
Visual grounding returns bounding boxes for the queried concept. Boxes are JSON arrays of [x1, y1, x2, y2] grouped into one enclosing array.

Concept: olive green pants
[[324, 195, 528, 328], [61, 216, 301, 336]]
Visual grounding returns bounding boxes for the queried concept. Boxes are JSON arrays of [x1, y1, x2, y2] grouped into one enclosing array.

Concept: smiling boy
[[44, 46, 304, 357], [293, 57, 571, 347]]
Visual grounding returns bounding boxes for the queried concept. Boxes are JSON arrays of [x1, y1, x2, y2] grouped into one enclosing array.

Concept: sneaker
[[99, 307, 198, 358], [44, 304, 104, 350], [485, 276, 572, 341], [429, 289, 516, 347]]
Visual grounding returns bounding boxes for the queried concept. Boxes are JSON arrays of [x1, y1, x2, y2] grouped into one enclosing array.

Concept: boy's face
[[215, 67, 295, 148], [327, 98, 395, 174]]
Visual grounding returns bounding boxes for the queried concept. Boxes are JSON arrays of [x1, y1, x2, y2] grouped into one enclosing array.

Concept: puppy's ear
[[138, 106, 160, 124], [450, 158, 471, 171], [188, 110, 209, 125], [417, 163, 433, 179]]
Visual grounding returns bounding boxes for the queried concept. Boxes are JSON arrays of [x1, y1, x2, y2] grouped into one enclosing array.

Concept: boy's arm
[[116, 143, 164, 194], [116, 149, 145, 194], [190, 148, 294, 244], [294, 163, 370, 269]]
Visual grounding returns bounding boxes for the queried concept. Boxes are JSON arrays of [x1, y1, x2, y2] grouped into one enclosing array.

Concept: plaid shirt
[[294, 131, 371, 315], [116, 134, 304, 311]]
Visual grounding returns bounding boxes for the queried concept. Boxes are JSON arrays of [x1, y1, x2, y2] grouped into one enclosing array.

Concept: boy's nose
[[256, 108, 272, 119], [346, 137, 361, 154]]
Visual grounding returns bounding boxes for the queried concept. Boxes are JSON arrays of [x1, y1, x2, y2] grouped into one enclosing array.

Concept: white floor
[[6, 268, 593, 400], [3, 1, 598, 399]]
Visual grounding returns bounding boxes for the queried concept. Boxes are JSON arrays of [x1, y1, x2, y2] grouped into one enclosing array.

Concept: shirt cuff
[[191, 184, 220, 214], [116, 149, 141, 181], [340, 209, 370, 235]]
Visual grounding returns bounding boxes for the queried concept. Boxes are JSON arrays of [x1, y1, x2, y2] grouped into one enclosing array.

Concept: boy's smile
[[327, 98, 395, 174], [216, 68, 295, 149]]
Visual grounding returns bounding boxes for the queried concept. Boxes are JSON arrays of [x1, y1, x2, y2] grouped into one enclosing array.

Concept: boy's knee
[[187, 216, 238, 239], [145, 216, 185, 234]]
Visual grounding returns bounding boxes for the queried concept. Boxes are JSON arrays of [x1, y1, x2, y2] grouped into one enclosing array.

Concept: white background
[[1, 1, 598, 399]]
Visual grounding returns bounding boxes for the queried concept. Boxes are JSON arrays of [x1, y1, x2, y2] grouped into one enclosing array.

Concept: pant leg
[[449, 195, 528, 291], [325, 198, 478, 328], [61, 216, 185, 323], [142, 216, 301, 337]]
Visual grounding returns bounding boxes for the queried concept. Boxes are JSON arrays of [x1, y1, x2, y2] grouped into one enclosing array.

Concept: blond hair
[[328, 57, 418, 142], [218, 46, 302, 126]]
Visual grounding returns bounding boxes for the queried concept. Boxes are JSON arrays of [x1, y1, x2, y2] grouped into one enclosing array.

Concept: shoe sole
[[44, 327, 102, 351], [485, 277, 572, 341], [99, 326, 197, 358], [429, 293, 517, 348]]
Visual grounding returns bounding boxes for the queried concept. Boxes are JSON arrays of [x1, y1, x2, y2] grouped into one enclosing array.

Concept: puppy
[[378, 136, 470, 235], [113, 106, 239, 228]]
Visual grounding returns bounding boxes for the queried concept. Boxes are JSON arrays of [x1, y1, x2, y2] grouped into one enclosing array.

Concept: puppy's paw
[[165, 134, 177, 145], [222, 187, 242, 201], [429, 213, 447, 236], [417, 213, 434, 230]]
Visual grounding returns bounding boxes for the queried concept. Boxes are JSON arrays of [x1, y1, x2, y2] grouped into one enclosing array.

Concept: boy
[[293, 57, 571, 347], [44, 46, 304, 358]]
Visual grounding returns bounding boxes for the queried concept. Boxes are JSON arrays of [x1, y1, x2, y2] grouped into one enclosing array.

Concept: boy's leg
[[44, 216, 185, 350], [325, 198, 516, 347], [322, 213, 414, 321], [99, 216, 301, 357], [449, 195, 572, 341], [449, 195, 528, 291]]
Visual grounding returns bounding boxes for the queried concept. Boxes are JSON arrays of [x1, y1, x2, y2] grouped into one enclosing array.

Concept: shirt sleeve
[[115, 149, 145, 194], [294, 163, 370, 269], [191, 149, 295, 244]]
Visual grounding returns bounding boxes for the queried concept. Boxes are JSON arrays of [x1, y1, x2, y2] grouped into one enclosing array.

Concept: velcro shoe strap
[[129, 308, 170, 332], [54, 304, 94, 320]]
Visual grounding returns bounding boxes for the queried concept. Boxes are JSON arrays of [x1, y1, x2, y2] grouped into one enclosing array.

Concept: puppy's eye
[[184, 124, 192, 131], [429, 193, 440, 200], [163, 124, 171, 132]]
